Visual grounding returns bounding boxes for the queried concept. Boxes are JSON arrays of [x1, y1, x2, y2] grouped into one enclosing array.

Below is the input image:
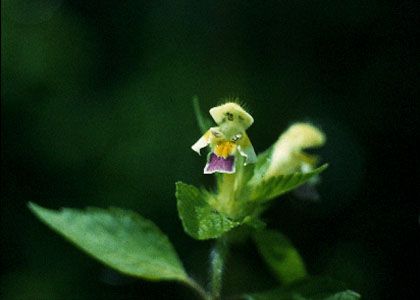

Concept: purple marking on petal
[[204, 153, 236, 174]]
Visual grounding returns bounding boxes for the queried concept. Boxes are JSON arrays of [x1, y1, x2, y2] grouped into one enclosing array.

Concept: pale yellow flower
[[191, 102, 257, 174], [265, 123, 325, 178]]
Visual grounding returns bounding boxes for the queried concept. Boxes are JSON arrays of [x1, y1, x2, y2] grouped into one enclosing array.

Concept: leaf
[[243, 277, 361, 300], [253, 229, 307, 284], [243, 216, 267, 230], [323, 291, 361, 300], [28, 202, 188, 282], [193, 96, 213, 134], [250, 164, 328, 202], [249, 146, 274, 184], [176, 182, 240, 240]]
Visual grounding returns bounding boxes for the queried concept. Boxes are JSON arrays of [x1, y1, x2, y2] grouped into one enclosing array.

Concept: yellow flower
[[191, 102, 257, 174], [265, 123, 326, 178]]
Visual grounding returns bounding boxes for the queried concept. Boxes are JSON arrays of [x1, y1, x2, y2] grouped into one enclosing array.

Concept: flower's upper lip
[[209, 102, 254, 129], [264, 122, 326, 178]]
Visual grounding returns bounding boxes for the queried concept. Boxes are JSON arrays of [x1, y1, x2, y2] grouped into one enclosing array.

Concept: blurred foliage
[[244, 277, 360, 300], [253, 230, 307, 285], [1, 0, 417, 299], [28, 203, 189, 281]]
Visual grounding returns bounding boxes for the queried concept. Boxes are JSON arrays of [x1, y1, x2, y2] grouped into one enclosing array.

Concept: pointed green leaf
[[193, 96, 213, 134], [28, 202, 188, 282], [250, 164, 328, 202], [176, 182, 240, 240], [253, 229, 307, 284], [243, 277, 361, 300]]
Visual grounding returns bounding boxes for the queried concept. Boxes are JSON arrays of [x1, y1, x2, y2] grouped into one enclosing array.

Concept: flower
[[191, 102, 257, 174], [265, 123, 326, 178]]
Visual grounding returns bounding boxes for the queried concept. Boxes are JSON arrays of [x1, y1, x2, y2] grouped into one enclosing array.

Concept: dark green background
[[1, 1, 417, 299]]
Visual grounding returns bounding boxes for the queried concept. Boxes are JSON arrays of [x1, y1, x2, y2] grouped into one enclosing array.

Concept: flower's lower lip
[[204, 153, 236, 174]]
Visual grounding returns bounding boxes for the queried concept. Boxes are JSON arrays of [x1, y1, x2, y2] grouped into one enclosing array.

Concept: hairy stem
[[217, 155, 246, 218], [210, 237, 229, 300], [218, 173, 236, 216]]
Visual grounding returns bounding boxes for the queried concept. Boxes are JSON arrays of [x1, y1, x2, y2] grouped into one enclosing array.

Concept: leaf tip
[[27, 201, 43, 215], [315, 163, 329, 174], [175, 181, 186, 195]]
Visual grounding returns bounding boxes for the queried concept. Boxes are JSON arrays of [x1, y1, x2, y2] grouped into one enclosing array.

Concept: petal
[[237, 133, 257, 165], [209, 102, 254, 129], [191, 130, 211, 155], [238, 145, 257, 165], [213, 141, 237, 159], [278, 123, 325, 151], [209, 127, 224, 139], [204, 153, 236, 174], [265, 123, 325, 177]]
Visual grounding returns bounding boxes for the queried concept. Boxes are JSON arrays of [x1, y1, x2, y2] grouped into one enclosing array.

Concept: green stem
[[218, 173, 235, 214], [217, 155, 245, 218], [210, 237, 229, 300], [184, 278, 210, 300]]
